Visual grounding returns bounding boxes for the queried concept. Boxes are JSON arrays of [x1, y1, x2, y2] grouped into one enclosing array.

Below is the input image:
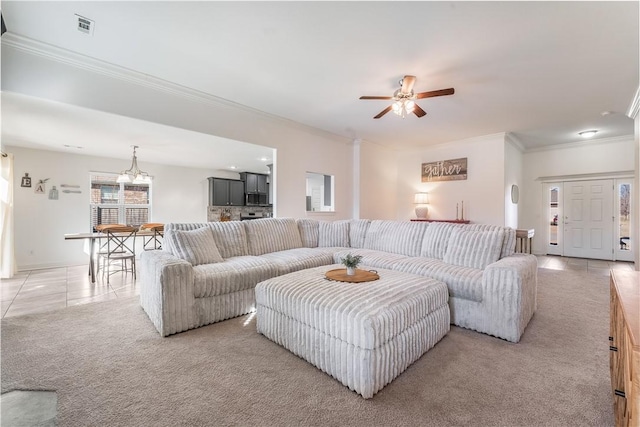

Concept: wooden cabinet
[[610, 270, 640, 427], [208, 178, 244, 206]]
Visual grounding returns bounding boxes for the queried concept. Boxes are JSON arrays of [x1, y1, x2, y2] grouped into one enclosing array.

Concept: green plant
[[340, 254, 363, 269]]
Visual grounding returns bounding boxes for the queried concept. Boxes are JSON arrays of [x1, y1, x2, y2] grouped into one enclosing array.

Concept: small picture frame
[[21, 173, 32, 188]]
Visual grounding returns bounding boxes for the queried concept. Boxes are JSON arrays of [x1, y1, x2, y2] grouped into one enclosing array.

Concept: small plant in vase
[[341, 254, 363, 276]]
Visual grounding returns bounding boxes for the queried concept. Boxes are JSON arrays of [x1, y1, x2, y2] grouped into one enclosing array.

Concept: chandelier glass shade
[[117, 145, 151, 184]]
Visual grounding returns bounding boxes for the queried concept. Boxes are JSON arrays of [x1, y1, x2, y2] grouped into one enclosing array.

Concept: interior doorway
[[544, 178, 633, 261]]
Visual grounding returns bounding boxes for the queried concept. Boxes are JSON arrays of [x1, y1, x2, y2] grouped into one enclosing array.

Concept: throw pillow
[[318, 220, 350, 247], [166, 227, 224, 266], [444, 228, 505, 270]]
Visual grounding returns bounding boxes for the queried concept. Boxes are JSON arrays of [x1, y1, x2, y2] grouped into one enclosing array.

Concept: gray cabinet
[[240, 172, 268, 194], [208, 178, 245, 206]]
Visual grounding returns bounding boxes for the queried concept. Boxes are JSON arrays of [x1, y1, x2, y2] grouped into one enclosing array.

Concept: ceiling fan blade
[[374, 106, 393, 119], [413, 104, 427, 118], [360, 96, 393, 100], [401, 75, 416, 94], [416, 88, 455, 99]]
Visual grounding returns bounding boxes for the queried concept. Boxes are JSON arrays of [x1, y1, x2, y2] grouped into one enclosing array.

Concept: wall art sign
[[421, 157, 467, 182], [35, 178, 49, 194], [21, 173, 31, 187]]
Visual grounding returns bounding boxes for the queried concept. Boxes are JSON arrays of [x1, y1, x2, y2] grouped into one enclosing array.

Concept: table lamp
[[414, 192, 429, 219]]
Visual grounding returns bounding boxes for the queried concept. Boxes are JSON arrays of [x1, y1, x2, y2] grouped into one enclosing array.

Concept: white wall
[[7, 145, 217, 269], [520, 136, 635, 254], [358, 140, 398, 220], [396, 133, 507, 225], [2, 46, 355, 223], [504, 138, 524, 229]]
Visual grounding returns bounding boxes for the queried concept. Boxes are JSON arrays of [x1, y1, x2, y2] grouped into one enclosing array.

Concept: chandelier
[[117, 145, 151, 184], [391, 89, 416, 119]]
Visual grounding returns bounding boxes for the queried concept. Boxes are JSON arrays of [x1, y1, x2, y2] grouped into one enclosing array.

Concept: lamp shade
[[414, 192, 429, 204]]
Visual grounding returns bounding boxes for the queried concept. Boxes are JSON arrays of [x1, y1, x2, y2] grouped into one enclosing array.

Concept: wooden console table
[[410, 219, 470, 224], [610, 270, 640, 427], [515, 229, 535, 254]]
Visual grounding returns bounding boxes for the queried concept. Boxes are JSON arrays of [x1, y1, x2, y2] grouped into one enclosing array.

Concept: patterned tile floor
[[0, 255, 635, 319]]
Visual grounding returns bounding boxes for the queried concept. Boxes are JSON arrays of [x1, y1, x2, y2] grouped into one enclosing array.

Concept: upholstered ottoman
[[255, 264, 450, 399]]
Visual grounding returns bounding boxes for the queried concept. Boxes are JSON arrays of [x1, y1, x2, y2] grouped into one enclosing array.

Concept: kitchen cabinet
[[208, 178, 245, 206], [240, 172, 268, 194]]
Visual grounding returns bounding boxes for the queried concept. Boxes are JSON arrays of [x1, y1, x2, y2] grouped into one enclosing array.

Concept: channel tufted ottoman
[[255, 264, 450, 398]]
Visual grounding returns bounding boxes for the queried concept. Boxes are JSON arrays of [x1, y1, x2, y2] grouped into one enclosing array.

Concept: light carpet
[[1, 268, 613, 426]]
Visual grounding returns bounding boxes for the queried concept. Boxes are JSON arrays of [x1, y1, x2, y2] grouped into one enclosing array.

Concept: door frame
[[543, 182, 563, 256], [614, 179, 634, 262], [540, 173, 634, 261]]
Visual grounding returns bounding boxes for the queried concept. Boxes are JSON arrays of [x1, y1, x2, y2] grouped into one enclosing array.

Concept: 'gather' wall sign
[[421, 157, 467, 182]]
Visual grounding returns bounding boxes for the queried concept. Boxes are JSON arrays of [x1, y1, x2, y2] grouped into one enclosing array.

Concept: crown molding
[[628, 85, 640, 119], [524, 134, 634, 153], [1, 33, 353, 145], [536, 170, 635, 183], [505, 133, 525, 152]]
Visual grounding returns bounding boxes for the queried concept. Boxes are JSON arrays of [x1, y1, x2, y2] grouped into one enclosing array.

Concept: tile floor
[[0, 255, 635, 319], [1, 264, 139, 318]]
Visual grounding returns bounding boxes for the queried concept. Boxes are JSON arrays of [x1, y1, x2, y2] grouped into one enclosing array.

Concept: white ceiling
[[1, 1, 638, 166]]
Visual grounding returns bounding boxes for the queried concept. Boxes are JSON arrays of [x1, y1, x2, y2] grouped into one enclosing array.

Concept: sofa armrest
[[139, 250, 196, 337], [481, 254, 538, 342]]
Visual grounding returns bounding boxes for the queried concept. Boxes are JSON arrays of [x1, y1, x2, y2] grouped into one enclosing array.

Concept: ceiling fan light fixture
[[405, 100, 415, 112], [579, 130, 598, 138]]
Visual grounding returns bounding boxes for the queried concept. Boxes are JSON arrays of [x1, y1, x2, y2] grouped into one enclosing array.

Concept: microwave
[[246, 193, 268, 206]]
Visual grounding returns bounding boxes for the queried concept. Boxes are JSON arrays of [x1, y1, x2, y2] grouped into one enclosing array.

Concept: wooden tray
[[325, 268, 379, 283]]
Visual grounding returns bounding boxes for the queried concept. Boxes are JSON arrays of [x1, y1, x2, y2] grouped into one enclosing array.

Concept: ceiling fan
[[359, 75, 454, 119]]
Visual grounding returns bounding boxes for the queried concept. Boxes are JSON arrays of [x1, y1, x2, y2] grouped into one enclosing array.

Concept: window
[[306, 172, 334, 212], [90, 173, 151, 231]]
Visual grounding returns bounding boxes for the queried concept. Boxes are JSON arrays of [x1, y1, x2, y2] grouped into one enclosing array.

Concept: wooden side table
[[410, 219, 470, 224], [515, 229, 535, 253]]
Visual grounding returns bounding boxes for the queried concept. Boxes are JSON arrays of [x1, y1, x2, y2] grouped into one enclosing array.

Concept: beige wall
[[396, 133, 507, 225], [357, 140, 398, 220]]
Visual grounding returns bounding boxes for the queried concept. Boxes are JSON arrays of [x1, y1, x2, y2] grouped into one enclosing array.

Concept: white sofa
[[139, 218, 537, 342]]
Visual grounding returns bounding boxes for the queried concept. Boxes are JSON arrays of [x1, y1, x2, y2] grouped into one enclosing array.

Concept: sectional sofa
[[139, 218, 537, 342]]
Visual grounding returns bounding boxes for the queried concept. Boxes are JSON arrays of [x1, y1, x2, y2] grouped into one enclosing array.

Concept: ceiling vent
[[75, 14, 94, 35]]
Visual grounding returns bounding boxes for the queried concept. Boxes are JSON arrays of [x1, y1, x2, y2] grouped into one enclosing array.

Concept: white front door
[[563, 180, 614, 260]]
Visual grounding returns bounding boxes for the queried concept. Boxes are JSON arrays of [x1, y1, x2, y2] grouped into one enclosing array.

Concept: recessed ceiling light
[[578, 130, 598, 138], [63, 144, 83, 149], [601, 111, 612, 116], [259, 157, 269, 162], [229, 166, 237, 170]]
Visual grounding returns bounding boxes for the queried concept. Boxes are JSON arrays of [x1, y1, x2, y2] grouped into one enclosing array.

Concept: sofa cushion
[[297, 219, 319, 248], [165, 226, 224, 266], [244, 218, 303, 256], [164, 223, 210, 255], [319, 220, 350, 247], [349, 219, 371, 248], [192, 256, 277, 298], [444, 228, 505, 269], [364, 220, 428, 257], [394, 258, 484, 302], [208, 221, 248, 258], [420, 222, 462, 259], [333, 248, 408, 270], [259, 248, 334, 275], [468, 224, 516, 258]]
